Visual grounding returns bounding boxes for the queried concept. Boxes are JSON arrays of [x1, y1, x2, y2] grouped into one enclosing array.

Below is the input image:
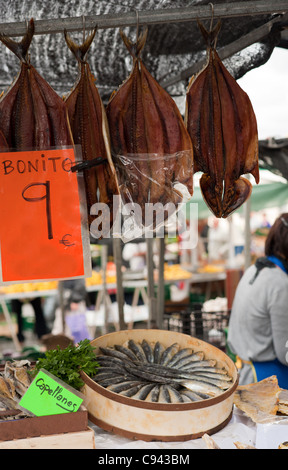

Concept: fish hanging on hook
[[185, 20, 259, 218], [106, 26, 194, 225], [64, 26, 119, 235], [0, 18, 73, 150]]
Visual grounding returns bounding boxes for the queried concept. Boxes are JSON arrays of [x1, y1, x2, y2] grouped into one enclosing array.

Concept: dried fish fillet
[[106, 28, 193, 226], [0, 18, 73, 150], [185, 21, 259, 218], [233, 375, 280, 423], [234, 441, 256, 449], [64, 28, 119, 233], [278, 388, 288, 415], [202, 433, 221, 449]]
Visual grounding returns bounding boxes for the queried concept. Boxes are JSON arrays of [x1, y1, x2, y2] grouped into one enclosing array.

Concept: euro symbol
[[59, 234, 75, 247]]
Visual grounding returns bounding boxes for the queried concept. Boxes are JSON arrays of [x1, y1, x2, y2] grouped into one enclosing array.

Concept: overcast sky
[[238, 46, 288, 141]]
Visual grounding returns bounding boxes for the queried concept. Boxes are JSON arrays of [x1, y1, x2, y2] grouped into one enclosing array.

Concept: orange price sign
[[0, 146, 91, 283]]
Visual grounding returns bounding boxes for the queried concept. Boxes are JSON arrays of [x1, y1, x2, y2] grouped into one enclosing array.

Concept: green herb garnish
[[31, 339, 99, 390]]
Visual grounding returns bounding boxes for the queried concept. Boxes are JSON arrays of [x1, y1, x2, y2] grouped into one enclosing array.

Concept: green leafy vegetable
[[31, 339, 99, 390]]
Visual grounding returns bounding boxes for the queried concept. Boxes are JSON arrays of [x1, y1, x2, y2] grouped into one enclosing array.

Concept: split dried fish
[[185, 21, 259, 218], [0, 360, 32, 417], [106, 28, 194, 226], [93, 339, 233, 401], [0, 18, 73, 150], [64, 27, 119, 233]]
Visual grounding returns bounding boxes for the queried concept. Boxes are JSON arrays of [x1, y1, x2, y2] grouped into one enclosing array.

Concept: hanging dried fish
[[0, 129, 8, 151], [106, 27, 193, 225], [64, 27, 119, 233], [0, 18, 73, 150], [185, 21, 259, 218]]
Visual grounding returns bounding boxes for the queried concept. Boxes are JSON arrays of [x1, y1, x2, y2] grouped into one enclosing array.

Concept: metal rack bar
[[0, 1, 287, 37], [160, 12, 286, 88]]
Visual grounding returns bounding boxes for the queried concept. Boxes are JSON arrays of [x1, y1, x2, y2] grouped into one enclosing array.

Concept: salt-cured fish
[[106, 28, 193, 223], [64, 28, 119, 232], [0, 129, 8, 150], [0, 18, 73, 150], [93, 339, 234, 402], [185, 21, 259, 218]]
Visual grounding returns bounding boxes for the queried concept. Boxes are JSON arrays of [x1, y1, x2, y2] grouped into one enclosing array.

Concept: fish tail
[[222, 177, 252, 218], [120, 26, 148, 60], [0, 18, 34, 63], [200, 173, 223, 218], [64, 26, 97, 63], [197, 19, 221, 50]]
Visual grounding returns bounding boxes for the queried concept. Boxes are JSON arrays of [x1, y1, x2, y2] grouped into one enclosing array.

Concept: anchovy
[[99, 347, 132, 362], [160, 343, 180, 366], [106, 381, 145, 394], [129, 383, 156, 400], [127, 340, 148, 362], [193, 371, 232, 382], [141, 339, 154, 363], [153, 341, 165, 364], [95, 375, 135, 387], [166, 385, 185, 403], [158, 385, 172, 403], [180, 389, 211, 402], [119, 383, 149, 397], [123, 363, 173, 384], [177, 359, 217, 370], [165, 348, 194, 367], [181, 379, 223, 396], [114, 344, 139, 362], [171, 352, 205, 368], [145, 384, 161, 402]]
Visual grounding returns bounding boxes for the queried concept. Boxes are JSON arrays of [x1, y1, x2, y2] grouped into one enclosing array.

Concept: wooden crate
[[0, 427, 95, 449]]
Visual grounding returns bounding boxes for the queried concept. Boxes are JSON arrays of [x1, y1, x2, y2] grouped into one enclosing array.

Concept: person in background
[[11, 297, 48, 343], [227, 213, 288, 388]]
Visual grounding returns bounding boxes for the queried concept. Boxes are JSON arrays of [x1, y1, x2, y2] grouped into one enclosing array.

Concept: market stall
[[0, 0, 288, 450]]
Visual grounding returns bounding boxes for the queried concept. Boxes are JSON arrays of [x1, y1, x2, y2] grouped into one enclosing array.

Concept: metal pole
[[244, 195, 252, 270], [101, 243, 109, 334], [0, 1, 286, 37], [113, 238, 126, 330], [146, 238, 157, 328], [156, 237, 165, 329]]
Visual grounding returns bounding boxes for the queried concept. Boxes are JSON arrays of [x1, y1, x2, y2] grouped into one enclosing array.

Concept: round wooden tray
[[81, 329, 238, 442]]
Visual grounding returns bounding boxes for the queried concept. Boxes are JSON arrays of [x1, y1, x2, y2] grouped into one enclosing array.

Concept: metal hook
[[134, 9, 139, 42], [208, 3, 214, 32], [82, 15, 86, 42]]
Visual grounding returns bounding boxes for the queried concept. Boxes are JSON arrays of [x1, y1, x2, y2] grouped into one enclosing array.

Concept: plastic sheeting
[[0, 0, 281, 100]]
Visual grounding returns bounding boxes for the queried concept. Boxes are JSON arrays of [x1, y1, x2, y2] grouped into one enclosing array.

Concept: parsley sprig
[[31, 339, 99, 390]]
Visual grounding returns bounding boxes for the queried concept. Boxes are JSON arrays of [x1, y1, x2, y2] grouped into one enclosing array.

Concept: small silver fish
[[166, 385, 185, 403], [129, 383, 156, 400], [145, 384, 160, 402], [107, 381, 145, 393], [141, 339, 154, 363], [181, 379, 223, 396], [165, 348, 194, 367], [114, 344, 138, 362], [153, 341, 165, 363], [160, 343, 180, 366], [128, 340, 148, 362], [158, 384, 172, 403]]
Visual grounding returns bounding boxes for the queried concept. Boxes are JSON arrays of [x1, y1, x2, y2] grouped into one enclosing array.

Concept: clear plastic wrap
[[113, 150, 194, 242]]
